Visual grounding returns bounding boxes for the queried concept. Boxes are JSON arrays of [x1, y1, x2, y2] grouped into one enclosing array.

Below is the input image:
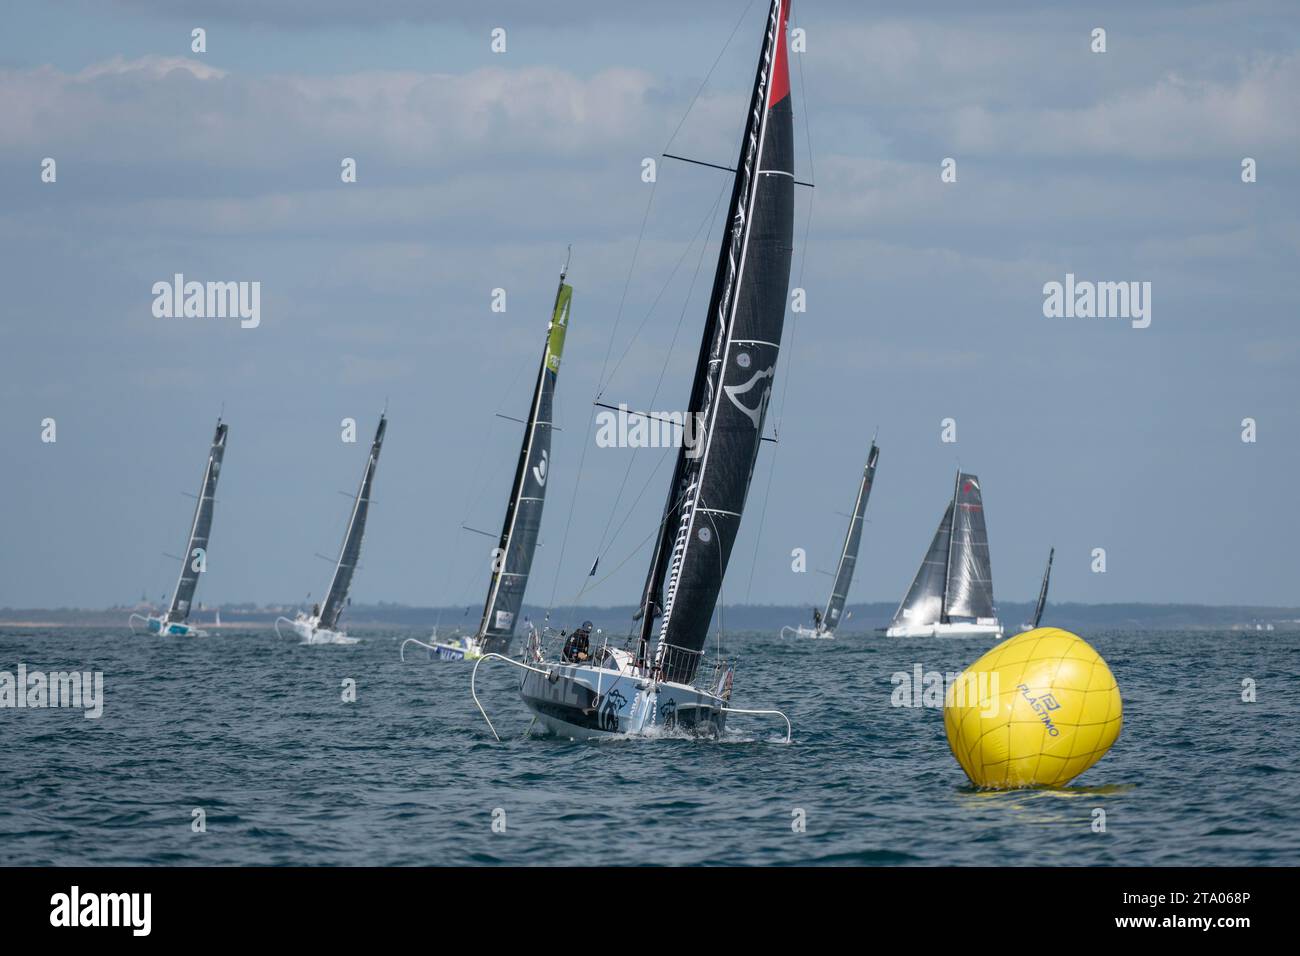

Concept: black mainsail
[[821, 442, 879, 633], [1030, 546, 1054, 629], [638, 0, 794, 683], [477, 270, 571, 653], [319, 415, 386, 631], [166, 418, 228, 624]]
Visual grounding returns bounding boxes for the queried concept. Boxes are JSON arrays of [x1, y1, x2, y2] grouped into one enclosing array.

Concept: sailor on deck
[[562, 621, 592, 663]]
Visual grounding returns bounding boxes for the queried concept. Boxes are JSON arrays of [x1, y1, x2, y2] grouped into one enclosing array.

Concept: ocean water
[[0, 625, 1295, 866]]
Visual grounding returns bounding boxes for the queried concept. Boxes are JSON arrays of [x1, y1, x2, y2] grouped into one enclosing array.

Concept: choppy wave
[[0, 626, 1295, 865]]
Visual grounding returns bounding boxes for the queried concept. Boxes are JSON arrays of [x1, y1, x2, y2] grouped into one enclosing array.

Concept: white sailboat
[[886, 471, 1003, 639], [402, 263, 572, 664], [129, 417, 228, 638], [473, 0, 796, 742], [782, 442, 878, 639], [276, 414, 386, 646]]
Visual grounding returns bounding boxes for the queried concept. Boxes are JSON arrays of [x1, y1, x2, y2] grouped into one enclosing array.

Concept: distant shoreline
[[4, 602, 1298, 633]]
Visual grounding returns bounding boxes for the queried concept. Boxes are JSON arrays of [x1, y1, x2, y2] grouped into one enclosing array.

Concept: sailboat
[[276, 414, 386, 645], [782, 441, 879, 639], [403, 264, 572, 663], [472, 0, 795, 742], [1019, 546, 1054, 631], [129, 417, 228, 637], [885, 471, 1003, 638]]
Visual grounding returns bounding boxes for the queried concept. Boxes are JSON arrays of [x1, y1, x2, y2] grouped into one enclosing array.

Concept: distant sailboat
[[129, 417, 228, 637], [472, 0, 795, 742], [276, 414, 386, 645], [782, 441, 879, 639], [886, 471, 1003, 638], [1020, 546, 1054, 632], [403, 262, 572, 663]]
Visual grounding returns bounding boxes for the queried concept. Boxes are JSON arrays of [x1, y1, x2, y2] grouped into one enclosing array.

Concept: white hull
[[885, 621, 1003, 639], [470, 647, 791, 743], [780, 624, 833, 640], [519, 658, 727, 740], [276, 615, 358, 645]]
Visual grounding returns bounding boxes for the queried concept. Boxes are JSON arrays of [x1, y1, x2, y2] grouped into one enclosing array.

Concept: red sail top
[[768, 0, 791, 108]]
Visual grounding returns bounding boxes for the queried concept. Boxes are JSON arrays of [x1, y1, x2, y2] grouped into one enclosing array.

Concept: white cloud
[[941, 54, 1300, 159]]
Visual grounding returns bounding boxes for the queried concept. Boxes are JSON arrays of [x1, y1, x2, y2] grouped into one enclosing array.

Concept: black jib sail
[[891, 501, 953, 630], [638, 0, 795, 684], [477, 270, 571, 654], [319, 415, 386, 631], [943, 472, 995, 622], [1030, 546, 1054, 629], [821, 442, 879, 634], [166, 418, 228, 624]]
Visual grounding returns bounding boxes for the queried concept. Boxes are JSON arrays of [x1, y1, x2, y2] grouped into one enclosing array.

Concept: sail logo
[[152, 273, 261, 329], [595, 404, 705, 459], [1042, 273, 1151, 329], [598, 688, 626, 731], [0, 664, 104, 719], [1017, 683, 1062, 736], [532, 449, 548, 486], [723, 364, 775, 429], [50, 886, 151, 936]]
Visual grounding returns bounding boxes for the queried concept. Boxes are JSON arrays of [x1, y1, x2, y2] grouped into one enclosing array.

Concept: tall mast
[[821, 441, 879, 632], [941, 469, 961, 624], [318, 414, 385, 630], [1031, 546, 1054, 629], [477, 257, 572, 646], [639, 0, 794, 682], [166, 417, 227, 624]]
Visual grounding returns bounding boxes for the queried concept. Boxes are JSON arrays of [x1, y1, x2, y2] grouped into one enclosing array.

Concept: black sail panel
[[654, 0, 794, 684], [944, 472, 996, 621], [822, 442, 879, 633], [319, 415, 386, 630], [1031, 546, 1054, 629], [478, 280, 571, 653], [891, 502, 953, 630], [167, 419, 228, 623]]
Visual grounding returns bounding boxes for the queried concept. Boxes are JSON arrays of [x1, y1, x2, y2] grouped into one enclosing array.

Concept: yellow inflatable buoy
[[943, 628, 1122, 789]]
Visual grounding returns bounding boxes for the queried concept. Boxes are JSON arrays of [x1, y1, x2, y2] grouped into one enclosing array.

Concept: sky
[[1, 0, 1297, 613]]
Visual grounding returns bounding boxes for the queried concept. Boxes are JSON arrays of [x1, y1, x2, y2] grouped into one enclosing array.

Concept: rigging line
[[589, 182, 726, 561], [595, 179, 658, 401], [433, 374, 523, 632], [596, 443, 674, 571], [545, 403, 596, 614], [561, 0, 751, 623], [587, 0, 748, 400], [795, 12, 816, 188], [662, 0, 758, 156], [744, 17, 817, 604], [571, 475, 672, 599], [599, 185, 727, 396]]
